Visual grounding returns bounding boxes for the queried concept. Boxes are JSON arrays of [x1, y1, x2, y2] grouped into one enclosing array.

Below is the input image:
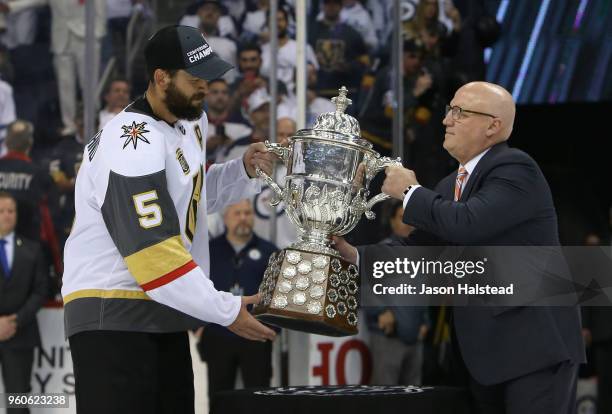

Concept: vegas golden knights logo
[[315, 39, 346, 71], [175, 148, 190, 175], [194, 124, 203, 149]]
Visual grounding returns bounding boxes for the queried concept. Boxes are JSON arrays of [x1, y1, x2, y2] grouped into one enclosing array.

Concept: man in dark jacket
[[197, 199, 277, 399], [0, 120, 54, 241], [0, 191, 48, 414], [336, 82, 585, 413]]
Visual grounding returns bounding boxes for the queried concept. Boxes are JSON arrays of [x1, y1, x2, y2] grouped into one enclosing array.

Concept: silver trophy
[[253, 87, 401, 336]]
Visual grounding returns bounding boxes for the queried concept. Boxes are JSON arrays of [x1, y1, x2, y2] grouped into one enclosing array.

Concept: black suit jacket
[[0, 235, 48, 349], [397, 142, 585, 385]]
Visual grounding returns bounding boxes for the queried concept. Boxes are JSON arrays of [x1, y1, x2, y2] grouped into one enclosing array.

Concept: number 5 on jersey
[[133, 190, 163, 228]]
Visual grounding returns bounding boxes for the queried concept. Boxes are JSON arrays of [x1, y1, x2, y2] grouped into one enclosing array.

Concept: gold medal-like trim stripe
[[63, 289, 151, 304], [124, 235, 194, 286]]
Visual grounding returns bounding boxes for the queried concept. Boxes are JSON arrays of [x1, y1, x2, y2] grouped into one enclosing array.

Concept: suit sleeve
[[404, 161, 543, 244], [100, 128, 240, 326], [15, 244, 48, 327]]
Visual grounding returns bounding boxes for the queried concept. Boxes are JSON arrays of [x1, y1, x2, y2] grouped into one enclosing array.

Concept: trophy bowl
[[253, 87, 401, 336]]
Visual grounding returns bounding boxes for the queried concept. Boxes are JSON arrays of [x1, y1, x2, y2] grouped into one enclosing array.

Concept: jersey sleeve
[[99, 121, 241, 326], [205, 156, 261, 214]]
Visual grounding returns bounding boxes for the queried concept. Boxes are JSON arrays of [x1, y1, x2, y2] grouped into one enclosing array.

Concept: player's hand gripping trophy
[[253, 87, 402, 336]]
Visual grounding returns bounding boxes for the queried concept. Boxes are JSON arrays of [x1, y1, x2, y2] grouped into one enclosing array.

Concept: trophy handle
[[254, 140, 290, 206], [364, 156, 403, 219], [263, 140, 290, 167], [255, 167, 285, 206]]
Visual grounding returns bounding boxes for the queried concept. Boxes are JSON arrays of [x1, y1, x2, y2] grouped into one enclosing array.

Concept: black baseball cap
[[144, 25, 233, 81]]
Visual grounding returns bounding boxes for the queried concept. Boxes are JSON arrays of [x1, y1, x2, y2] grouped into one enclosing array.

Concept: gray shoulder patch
[[102, 170, 180, 257]]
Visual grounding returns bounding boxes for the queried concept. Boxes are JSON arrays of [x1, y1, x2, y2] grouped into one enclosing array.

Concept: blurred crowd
[[0, 0, 505, 292], [0, 0, 610, 409]]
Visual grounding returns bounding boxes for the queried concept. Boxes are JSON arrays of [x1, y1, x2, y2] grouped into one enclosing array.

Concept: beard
[[165, 81, 205, 121], [233, 223, 252, 239]]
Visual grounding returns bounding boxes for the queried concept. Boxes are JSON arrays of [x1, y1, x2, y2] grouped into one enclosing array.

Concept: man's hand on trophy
[[228, 294, 276, 342], [382, 166, 419, 200], [332, 236, 358, 265], [243, 142, 275, 178]]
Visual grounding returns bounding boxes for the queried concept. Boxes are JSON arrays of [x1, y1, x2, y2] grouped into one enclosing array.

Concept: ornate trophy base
[[253, 248, 359, 337]]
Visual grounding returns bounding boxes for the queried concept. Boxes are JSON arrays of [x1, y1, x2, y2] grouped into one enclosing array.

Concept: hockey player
[[62, 25, 276, 413]]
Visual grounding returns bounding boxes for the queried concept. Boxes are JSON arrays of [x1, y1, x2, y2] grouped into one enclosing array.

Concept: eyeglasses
[[445, 105, 497, 120]]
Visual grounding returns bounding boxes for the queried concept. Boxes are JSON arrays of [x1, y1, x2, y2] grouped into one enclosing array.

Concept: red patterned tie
[[454, 167, 468, 201]]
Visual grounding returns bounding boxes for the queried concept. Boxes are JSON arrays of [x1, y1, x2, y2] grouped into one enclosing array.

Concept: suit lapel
[[9, 236, 24, 280], [460, 170, 480, 201], [444, 175, 456, 200], [459, 143, 508, 202]]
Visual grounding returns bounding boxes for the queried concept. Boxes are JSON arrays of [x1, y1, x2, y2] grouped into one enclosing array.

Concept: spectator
[[365, 199, 429, 386], [1, 0, 106, 136], [309, 0, 368, 103], [180, 0, 237, 39], [0, 120, 54, 241], [404, 1, 466, 76], [49, 110, 84, 248], [0, 191, 48, 414], [361, 39, 433, 151], [404, 0, 454, 40], [275, 80, 297, 121], [419, 22, 452, 103], [219, 0, 246, 23], [241, 0, 269, 43], [228, 43, 267, 116], [339, 0, 378, 52], [365, 0, 388, 50], [421, 21, 444, 59], [0, 73, 16, 151], [218, 87, 270, 163], [276, 116, 294, 147], [98, 78, 131, 128], [362, 38, 448, 186], [104, 0, 136, 76], [306, 63, 335, 127], [252, 117, 297, 247], [275, 67, 336, 126], [205, 78, 252, 162], [208, 116, 298, 247], [261, 7, 318, 94], [197, 0, 238, 83], [366, 0, 457, 51], [196, 199, 276, 399], [0, 1, 37, 50], [380, 199, 415, 244]]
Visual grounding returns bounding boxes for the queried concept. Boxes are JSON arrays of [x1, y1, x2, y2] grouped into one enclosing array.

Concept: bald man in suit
[[336, 82, 585, 414]]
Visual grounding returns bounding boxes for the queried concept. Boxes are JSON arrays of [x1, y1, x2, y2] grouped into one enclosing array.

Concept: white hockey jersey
[[62, 96, 260, 337]]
